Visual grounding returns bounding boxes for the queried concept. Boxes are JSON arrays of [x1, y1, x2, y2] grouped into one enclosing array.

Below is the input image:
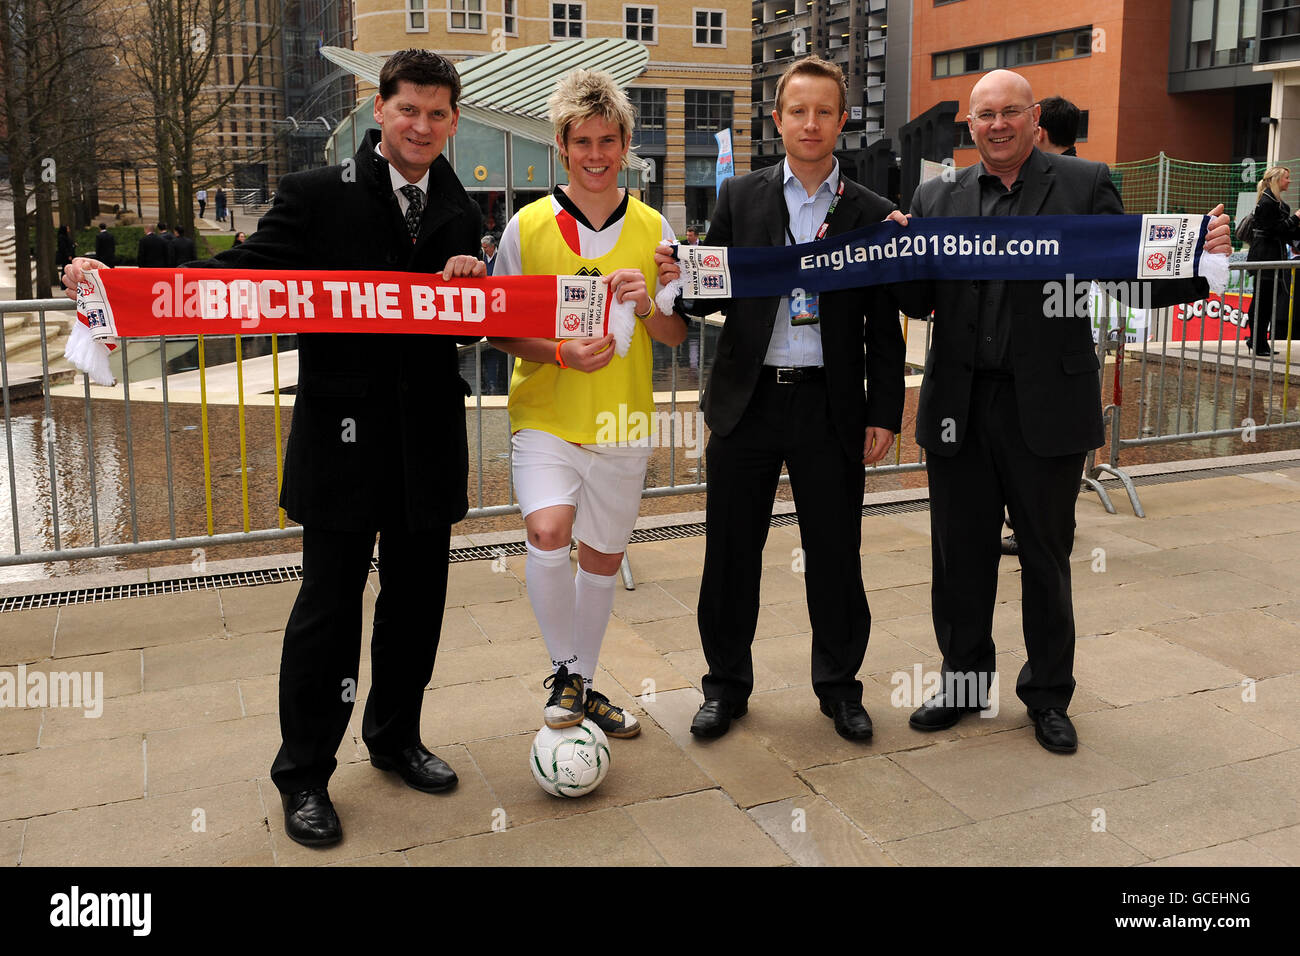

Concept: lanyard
[[784, 177, 845, 245]]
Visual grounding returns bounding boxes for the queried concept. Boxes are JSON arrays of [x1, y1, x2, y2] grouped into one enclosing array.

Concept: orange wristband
[[555, 339, 568, 368]]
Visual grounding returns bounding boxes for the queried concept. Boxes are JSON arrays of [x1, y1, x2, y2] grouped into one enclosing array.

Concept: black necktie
[[400, 185, 424, 241]]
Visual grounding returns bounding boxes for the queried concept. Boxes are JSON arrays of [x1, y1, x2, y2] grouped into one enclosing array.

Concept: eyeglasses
[[971, 106, 1034, 125]]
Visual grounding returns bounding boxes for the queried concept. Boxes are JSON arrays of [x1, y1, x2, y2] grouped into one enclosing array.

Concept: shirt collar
[[375, 140, 431, 195], [782, 157, 839, 199]]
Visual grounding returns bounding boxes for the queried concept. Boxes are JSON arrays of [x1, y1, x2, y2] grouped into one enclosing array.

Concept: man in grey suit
[[895, 70, 1231, 752]]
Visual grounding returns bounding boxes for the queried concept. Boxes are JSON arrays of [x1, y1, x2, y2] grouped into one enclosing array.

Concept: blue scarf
[[656, 214, 1227, 313]]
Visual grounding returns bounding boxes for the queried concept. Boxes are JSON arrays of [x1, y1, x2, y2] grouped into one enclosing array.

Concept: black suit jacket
[[137, 232, 168, 268], [172, 236, 196, 264], [894, 148, 1207, 458], [189, 129, 481, 530], [94, 230, 116, 267], [702, 164, 906, 463]]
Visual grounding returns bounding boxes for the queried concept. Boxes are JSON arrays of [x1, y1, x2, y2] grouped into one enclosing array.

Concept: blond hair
[[548, 69, 635, 169], [1258, 165, 1291, 201]]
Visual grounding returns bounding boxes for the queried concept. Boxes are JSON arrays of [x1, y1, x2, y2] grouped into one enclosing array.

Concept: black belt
[[761, 365, 824, 384]]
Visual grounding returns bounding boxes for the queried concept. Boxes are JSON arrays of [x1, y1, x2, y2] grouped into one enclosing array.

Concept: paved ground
[[2, 464, 1300, 867]]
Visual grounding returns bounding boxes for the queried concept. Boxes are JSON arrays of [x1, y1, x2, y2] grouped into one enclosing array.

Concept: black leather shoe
[[1028, 707, 1078, 754], [820, 700, 873, 741], [908, 692, 985, 731], [369, 744, 459, 793], [690, 698, 747, 738], [281, 788, 342, 848], [1000, 533, 1019, 556]]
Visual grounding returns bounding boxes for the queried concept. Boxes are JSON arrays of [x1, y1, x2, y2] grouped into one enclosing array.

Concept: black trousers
[[270, 523, 451, 794], [926, 377, 1083, 712], [697, 376, 871, 706]]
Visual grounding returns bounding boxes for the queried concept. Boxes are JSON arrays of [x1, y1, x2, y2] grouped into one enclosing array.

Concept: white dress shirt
[[762, 158, 840, 368]]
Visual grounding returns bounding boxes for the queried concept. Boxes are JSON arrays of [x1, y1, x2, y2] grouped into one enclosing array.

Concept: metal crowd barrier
[[1092, 260, 1300, 517], [0, 298, 931, 572], [6, 260, 1296, 570]]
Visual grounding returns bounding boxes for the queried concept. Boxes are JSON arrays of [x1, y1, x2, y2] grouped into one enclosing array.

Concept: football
[[529, 720, 611, 798]]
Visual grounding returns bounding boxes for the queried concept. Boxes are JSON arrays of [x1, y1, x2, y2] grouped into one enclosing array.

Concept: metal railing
[[0, 294, 925, 572], [5, 262, 1295, 571], [1093, 260, 1300, 516]]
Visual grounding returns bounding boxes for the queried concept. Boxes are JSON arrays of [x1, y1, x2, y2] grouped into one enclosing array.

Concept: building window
[[448, 0, 484, 31], [684, 89, 733, 145], [624, 5, 657, 43], [693, 9, 725, 47], [503, 0, 517, 35], [552, 2, 584, 39], [407, 0, 427, 31], [627, 87, 666, 147], [933, 27, 1091, 77]]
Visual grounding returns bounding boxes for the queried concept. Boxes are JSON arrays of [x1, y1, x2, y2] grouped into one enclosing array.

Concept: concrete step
[[3, 322, 65, 363]]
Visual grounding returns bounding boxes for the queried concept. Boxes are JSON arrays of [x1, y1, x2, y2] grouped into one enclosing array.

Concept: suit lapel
[[759, 164, 788, 247], [1016, 149, 1055, 218], [954, 166, 981, 218]]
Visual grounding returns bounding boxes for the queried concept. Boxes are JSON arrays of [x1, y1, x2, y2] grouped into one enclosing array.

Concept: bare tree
[[2, 0, 131, 296], [120, 0, 279, 239]]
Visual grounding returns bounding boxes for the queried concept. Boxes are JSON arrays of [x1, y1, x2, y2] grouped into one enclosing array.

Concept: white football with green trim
[[529, 720, 611, 798]]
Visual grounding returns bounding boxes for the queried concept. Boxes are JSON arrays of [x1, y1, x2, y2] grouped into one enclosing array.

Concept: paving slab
[[1070, 749, 1300, 859], [327, 851, 409, 866], [55, 591, 225, 657], [1071, 695, 1293, 783], [20, 780, 272, 866], [1202, 673, 1300, 744], [41, 680, 242, 747], [443, 562, 523, 607], [748, 794, 896, 866], [597, 619, 695, 698], [639, 687, 811, 807], [891, 731, 1144, 821], [405, 806, 663, 866], [418, 677, 539, 749], [611, 581, 693, 624], [218, 583, 299, 636], [143, 632, 280, 692], [623, 789, 792, 866], [0, 607, 56, 664], [1140, 841, 1289, 867], [464, 722, 713, 828], [146, 713, 333, 796], [258, 744, 499, 865], [884, 802, 1148, 867], [0, 708, 41, 755], [1073, 629, 1246, 706], [0, 735, 144, 821], [1247, 824, 1300, 866], [0, 819, 22, 865], [1145, 609, 1300, 678], [804, 754, 971, 844], [463, 597, 540, 643]]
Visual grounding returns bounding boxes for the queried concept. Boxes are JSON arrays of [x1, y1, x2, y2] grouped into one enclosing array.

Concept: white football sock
[[525, 541, 578, 675], [573, 566, 619, 688]]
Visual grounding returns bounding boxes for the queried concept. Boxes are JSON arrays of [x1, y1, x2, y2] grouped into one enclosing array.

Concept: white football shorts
[[511, 428, 651, 555]]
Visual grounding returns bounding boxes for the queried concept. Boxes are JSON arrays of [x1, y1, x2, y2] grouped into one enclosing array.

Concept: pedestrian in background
[[55, 224, 75, 272]]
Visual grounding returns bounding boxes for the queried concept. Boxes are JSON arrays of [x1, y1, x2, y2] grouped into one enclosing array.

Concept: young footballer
[[489, 69, 688, 739]]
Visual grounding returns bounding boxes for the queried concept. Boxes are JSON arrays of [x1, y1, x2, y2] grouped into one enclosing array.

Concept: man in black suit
[[93, 224, 116, 267], [136, 223, 169, 268], [171, 225, 196, 264], [63, 49, 483, 846], [895, 69, 1231, 752], [659, 56, 905, 741]]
